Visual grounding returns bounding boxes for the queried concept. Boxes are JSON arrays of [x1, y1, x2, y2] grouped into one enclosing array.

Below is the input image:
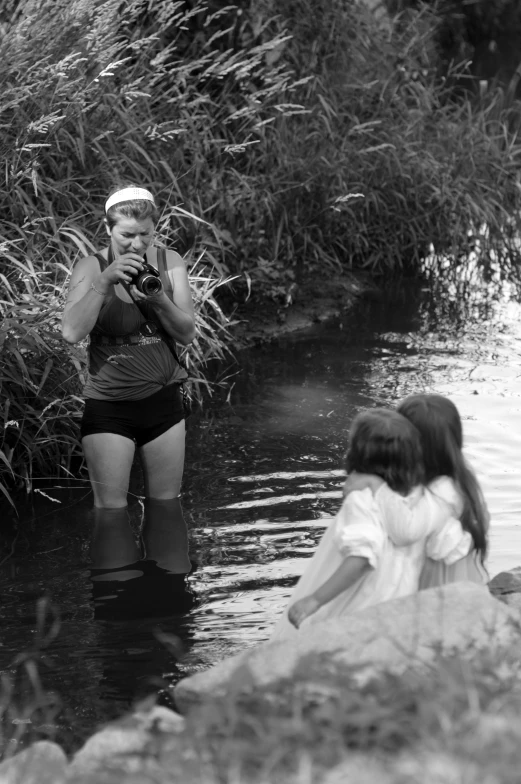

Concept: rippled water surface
[[2, 279, 521, 750]]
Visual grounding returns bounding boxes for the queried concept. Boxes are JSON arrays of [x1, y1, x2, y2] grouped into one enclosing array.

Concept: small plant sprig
[[0, 598, 62, 761]]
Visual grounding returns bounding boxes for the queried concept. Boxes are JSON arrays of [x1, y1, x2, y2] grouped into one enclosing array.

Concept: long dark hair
[[397, 394, 488, 559], [345, 408, 424, 496]]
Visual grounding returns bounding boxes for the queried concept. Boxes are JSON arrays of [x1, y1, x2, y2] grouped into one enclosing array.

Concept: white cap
[[105, 187, 155, 213]]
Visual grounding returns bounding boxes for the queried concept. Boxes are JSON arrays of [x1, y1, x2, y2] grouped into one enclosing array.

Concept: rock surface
[[174, 582, 518, 713], [68, 704, 185, 778], [488, 566, 521, 596], [0, 741, 67, 784]]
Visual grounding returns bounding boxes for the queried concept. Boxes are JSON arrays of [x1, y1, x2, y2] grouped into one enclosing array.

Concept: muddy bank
[[227, 271, 373, 348]]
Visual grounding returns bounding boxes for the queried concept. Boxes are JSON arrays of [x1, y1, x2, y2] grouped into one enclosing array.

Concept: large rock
[[174, 583, 518, 713], [0, 741, 67, 784], [68, 704, 185, 779], [322, 754, 394, 784], [489, 566, 521, 596]]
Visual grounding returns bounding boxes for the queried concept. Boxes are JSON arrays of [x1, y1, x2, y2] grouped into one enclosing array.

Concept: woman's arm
[[62, 256, 107, 344], [132, 250, 195, 345], [288, 556, 370, 628], [62, 252, 146, 344]]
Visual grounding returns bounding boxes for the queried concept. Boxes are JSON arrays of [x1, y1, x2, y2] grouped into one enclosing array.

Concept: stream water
[[2, 277, 521, 752]]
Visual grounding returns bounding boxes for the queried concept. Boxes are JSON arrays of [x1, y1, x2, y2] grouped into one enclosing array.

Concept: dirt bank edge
[[228, 271, 375, 349]]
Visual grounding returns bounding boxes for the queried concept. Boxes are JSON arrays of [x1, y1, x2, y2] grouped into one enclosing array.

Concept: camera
[[132, 261, 163, 296]]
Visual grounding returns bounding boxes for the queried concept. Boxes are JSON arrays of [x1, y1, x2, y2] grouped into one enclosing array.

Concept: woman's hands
[[288, 595, 320, 628], [100, 252, 145, 290], [101, 252, 169, 304]]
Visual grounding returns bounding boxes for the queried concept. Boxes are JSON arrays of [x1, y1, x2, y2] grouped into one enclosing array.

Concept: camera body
[[132, 261, 162, 296]]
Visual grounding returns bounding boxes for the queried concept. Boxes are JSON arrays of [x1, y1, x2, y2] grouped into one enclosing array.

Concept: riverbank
[[227, 270, 373, 349]]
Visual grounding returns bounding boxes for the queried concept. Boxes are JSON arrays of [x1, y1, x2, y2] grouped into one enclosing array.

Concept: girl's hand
[[343, 472, 384, 497], [288, 595, 320, 628], [100, 252, 145, 288]]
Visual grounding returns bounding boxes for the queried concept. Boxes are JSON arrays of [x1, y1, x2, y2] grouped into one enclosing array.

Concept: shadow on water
[[2, 273, 521, 752]]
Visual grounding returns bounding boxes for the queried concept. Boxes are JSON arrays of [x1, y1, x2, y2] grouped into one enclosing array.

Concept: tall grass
[[1, 0, 521, 504], [0, 0, 303, 503], [257, 0, 521, 278]]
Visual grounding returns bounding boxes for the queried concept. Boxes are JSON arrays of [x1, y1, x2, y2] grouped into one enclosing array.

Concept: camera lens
[[139, 275, 163, 296]]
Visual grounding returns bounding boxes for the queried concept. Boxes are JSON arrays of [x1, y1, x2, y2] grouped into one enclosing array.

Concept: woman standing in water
[[62, 185, 195, 573]]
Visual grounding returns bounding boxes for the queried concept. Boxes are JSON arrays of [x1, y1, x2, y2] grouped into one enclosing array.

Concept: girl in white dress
[[397, 394, 489, 588], [342, 394, 489, 589], [272, 408, 471, 637]]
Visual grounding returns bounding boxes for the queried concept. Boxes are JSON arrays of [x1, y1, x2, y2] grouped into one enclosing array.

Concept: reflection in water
[[90, 499, 194, 621], [86, 498, 196, 728]]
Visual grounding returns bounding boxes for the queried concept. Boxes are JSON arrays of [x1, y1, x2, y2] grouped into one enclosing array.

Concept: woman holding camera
[[62, 186, 195, 573]]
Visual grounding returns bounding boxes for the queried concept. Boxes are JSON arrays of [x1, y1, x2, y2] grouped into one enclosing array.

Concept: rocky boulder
[[489, 566, 521, 597], [0, 741, 67, 784], [174, 582, 519, 713], [67, 704, 185, 780]]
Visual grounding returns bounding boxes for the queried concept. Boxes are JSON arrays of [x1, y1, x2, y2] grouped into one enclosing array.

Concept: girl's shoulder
[[336, 488, 382, 528], [427, 476, 462, 511]]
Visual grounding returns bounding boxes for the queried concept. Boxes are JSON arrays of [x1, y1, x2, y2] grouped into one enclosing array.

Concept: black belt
[[89, 333, 163, 346], [90, 321, 166, 346]]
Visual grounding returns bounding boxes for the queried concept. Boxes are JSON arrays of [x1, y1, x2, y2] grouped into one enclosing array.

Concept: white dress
[[271, 481, 472, 639], [418, 477, 489, 588]]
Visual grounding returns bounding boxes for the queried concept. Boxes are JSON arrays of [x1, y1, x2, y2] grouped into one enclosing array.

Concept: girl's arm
[[423, 477, 472, 562], [129, 249, 195, 345], [288, 556, 370, 628]]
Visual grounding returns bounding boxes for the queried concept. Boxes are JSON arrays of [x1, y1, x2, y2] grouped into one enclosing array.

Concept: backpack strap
[[157, 248, 173, 300], [153, 248, 189, 375]]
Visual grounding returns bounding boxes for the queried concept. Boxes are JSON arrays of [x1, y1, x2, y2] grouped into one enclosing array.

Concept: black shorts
[[81, 384, 185, 447]]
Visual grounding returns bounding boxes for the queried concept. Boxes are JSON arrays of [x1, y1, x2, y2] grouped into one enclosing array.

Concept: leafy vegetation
[[0, 599, 63, 760], [178, 645, 521, 782], [1, 0, 521, 504], [4, 621, 521, 781]]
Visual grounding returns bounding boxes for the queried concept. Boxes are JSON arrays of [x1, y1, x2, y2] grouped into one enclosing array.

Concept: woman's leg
[[138, 419, 186, 499], [138, 420, 190, 570], [141, 497, 191, 573], [91, 506, 141, 571], [82, 432, 136, 508]]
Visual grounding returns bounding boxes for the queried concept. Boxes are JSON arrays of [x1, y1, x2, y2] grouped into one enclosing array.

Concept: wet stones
[[0, 740, 68, 784], [489, 566, 521, 597]]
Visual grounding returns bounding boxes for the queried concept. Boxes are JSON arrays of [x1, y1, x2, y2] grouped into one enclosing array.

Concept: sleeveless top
[[82, 251, 187, 401]]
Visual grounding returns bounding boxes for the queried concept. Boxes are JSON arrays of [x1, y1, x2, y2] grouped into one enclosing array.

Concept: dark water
[[2, 278, 521, 752]]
